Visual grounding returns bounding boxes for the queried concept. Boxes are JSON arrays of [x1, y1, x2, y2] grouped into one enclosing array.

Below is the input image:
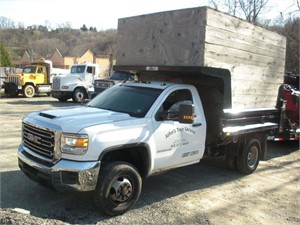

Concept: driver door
[[152, 88, 206, 171]]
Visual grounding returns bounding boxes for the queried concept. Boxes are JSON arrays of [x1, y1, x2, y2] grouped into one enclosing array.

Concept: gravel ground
[[0, 95, 299, 225]]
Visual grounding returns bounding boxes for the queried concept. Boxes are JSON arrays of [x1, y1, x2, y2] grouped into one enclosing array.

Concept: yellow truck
[[4, 59, 55, 97]]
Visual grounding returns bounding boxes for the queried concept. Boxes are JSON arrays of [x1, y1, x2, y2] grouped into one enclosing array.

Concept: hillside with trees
[[0, 17, 117, 62]]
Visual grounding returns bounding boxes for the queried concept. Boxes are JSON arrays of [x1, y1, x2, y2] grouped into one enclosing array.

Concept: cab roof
[[121, 80, 191, 90]]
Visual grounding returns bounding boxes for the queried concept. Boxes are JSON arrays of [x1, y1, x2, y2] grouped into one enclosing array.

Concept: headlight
[[61, 134, 89, 155]]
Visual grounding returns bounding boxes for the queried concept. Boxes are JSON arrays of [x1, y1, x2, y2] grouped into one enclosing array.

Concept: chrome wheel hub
[[111, 178, 133, 203], [247, 146, 258, 169]]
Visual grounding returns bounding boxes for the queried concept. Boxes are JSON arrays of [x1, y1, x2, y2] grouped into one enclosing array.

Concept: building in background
[[13, 49, 112, 79], [12, 50, 31, 67]]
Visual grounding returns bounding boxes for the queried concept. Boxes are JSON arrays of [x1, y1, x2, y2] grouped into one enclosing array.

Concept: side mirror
[[158, 110, 179, 121], [178, 104, 195, 124]]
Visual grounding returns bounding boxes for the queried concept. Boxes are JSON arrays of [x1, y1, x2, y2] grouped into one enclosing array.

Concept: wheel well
[[24, 83, 37, 93], [237, 133, 266, 159], [225, 132, 267, 160], [74, 86, 88, 95], [100, 146, 150, 178], [24, 83, 35, 88]]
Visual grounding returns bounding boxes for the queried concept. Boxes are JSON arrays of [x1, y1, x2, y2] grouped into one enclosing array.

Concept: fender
[[99, 142, 152, 178]]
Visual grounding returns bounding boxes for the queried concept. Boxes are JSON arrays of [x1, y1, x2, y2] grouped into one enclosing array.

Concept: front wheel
[[23, 85, 35, 98], [72, 88, 86, 103], [93, 161, 142, 216], [237, 139, 260, 174]]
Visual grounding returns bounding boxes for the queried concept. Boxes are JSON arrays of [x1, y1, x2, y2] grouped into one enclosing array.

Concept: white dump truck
[[51, 63, 100, 102], [18, 7, 286, 216]]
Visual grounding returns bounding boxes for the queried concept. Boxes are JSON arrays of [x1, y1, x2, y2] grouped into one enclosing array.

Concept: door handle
[[192, 123, 202, 127]]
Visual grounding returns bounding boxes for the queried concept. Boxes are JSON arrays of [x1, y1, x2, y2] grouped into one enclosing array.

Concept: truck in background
[[51, 68, 71, 78], [270, 73, 299, 141], [4, 59, 68, 97], [51, 63, 100, 103], [91, 71, 136, 98], [17, 7, 287, 216]]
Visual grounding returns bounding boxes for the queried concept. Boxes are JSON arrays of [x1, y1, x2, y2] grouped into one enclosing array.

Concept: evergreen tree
[[80, 24, 88, 31], [0, 43, 13, 66]]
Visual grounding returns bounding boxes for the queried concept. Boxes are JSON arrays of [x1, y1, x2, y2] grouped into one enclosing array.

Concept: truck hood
[[57, 74, 81, 82], [26, 106, 133, 133]]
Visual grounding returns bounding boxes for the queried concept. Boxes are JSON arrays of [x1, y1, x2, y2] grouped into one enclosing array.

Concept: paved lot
[[0, 95, 299, 225]]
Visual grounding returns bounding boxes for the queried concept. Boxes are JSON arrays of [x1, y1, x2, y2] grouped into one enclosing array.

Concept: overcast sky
[[0, 0, 299, 30]]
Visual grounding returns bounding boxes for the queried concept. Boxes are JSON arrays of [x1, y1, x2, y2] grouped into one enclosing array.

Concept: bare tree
[[239, 0, 269, 23], [0, 17, 15, 29], [210, 0, 221, 10], [282, 18, 299, 74], [269, 17, 300, 74], [226, 0, 239, 16], [209, 0, 269, 23], [210, 0, 239, 15]]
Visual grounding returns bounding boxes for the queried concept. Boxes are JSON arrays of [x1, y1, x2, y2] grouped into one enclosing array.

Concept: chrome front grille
[[94, 80, 114, 92], [23, 122, 55, 161], [52, 78, 60, 90], [8, 76, 20, 85]]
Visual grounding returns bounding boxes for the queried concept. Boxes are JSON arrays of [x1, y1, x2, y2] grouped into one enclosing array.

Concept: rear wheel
[[237, 139, 260, 174], [93, 161, 142, 216], [23, 85, 35, 98], [72, 88, 86, 103]]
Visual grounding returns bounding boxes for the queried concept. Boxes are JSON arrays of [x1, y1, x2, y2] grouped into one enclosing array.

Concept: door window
[[87, 66, 95, 75], [156, 89, 193, 121]]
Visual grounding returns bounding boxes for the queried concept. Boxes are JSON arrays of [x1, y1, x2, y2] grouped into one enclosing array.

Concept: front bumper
[[51, 90, 73, 99], [4, 82, 22, 94], [18, 145, 101, 192]]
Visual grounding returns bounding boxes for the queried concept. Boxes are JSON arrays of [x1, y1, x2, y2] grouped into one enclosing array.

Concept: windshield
[[110, 71, 134, 81], [23, 66, 36, 73], [71, 65, 86, 74], [87, 84, 162, 118]]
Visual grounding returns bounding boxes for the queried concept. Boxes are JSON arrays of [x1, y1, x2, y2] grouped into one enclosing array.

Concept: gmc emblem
[[27, 133, 42, 145]]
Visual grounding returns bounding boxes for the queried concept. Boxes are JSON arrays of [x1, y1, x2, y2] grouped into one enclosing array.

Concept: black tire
[[237, 139, 261, 174], [93, 161, 142, 216], [23, 84, 35, 98], [72, 88, 86, 103]]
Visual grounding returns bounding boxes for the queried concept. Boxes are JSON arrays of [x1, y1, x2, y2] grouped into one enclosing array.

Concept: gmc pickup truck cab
[[18, 66, 278, 216]]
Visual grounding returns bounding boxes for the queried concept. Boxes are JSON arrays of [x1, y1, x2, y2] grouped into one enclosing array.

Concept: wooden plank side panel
[[203, 9, 286, 109], [233, 94, 279, 109], [204, 44, 286, 69], [116, 8, 207, 66], [205, 26, 286, 60], [204, 48, 285, 85], [206, 8, 287, 47], [232, 80, 281, 109], [204, 60, 283, 108]]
